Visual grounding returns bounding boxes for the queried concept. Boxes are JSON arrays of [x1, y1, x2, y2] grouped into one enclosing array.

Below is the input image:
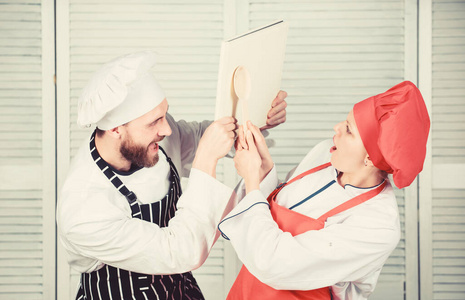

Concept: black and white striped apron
[[76, 131, 204, 300]]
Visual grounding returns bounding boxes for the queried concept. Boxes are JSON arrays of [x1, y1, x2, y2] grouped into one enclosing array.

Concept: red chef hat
[[353, 81, 430, 189]]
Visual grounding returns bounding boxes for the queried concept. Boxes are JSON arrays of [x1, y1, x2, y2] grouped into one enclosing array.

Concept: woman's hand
[[234, 129, 261, 194], [193, 117, 237, 177], [236, 121, 274, 182]]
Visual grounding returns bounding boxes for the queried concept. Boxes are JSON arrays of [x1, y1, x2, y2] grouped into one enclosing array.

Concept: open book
[[214, 20, 288, 128]]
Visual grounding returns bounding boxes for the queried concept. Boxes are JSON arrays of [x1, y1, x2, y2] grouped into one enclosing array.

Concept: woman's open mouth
[[330, 136, 337, 153]]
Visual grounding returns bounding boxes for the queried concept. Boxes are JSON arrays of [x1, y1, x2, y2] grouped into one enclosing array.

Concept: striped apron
[[76, 131, 204, 300]]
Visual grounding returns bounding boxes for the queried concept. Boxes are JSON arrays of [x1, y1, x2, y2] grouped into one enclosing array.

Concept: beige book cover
[[214, 20, 288, 128]]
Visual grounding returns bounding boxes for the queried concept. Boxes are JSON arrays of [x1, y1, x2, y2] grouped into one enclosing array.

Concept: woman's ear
[[364, 155, 375, 167]]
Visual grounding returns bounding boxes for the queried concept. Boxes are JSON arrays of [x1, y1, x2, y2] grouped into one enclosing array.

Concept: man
[[57, 51, 287, 299]]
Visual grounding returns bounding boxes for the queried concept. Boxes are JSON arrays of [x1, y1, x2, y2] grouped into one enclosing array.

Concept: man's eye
[[346, 125, 351, 134], [150, 118, 162, 126]]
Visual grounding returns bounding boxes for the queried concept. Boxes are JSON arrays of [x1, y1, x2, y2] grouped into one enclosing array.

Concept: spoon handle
[[241, 96, 249, 135]]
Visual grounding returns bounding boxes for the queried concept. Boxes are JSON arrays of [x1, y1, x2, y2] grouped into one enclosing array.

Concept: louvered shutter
[[243, 1, 412, 298], [56, 1, 231, 299], [426, 1, 465, 299], [0, 0, 55, 299]]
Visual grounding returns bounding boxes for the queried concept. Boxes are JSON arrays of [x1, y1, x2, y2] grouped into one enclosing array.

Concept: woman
[[218, 81, 430, 300]]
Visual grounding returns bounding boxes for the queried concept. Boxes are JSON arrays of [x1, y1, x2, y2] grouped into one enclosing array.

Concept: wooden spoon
[[233, 66, 251, 134]]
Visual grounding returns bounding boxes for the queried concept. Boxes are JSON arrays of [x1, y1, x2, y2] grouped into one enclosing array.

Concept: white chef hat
[[77, 51, 165, 130]]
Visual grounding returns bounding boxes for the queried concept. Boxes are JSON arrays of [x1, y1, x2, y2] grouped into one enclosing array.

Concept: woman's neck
[[337, 169, 384, 188]]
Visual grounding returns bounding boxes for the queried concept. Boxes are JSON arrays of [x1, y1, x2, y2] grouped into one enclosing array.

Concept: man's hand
[[260, 90, 287, 130], [193, 117, 237, 177]]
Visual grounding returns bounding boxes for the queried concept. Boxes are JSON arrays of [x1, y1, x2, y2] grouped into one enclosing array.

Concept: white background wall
[[0, 0, 464, 299]]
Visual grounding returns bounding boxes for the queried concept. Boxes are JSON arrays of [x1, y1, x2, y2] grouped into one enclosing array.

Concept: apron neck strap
[[270, 162, 332, 202], [89, 130, 143, 217], [268, 161, 387, 222], [317, 180, 387, 221], [286, 162, 332, 185]]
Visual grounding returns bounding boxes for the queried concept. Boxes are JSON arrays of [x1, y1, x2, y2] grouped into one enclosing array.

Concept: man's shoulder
[[62, 142, 105, 193], [61, 162, 102, 195]]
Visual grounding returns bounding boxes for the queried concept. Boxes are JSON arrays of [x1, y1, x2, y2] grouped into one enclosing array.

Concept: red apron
[[227, 162, 387, 300]]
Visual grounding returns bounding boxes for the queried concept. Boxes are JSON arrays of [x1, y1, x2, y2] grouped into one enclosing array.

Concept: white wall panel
[[432, 189, 465, 299], [432, 0, 465, 164], [431, 1, 465, 299], [0, 0, 55, 299]]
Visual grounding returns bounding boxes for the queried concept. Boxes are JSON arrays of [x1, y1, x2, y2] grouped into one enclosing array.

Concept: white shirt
[[57, 114, 235, 275], [218, 139, 401, 300]]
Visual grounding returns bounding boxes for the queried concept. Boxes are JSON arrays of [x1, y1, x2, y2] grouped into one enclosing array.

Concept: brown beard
[[120, 136, 159, 168]]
